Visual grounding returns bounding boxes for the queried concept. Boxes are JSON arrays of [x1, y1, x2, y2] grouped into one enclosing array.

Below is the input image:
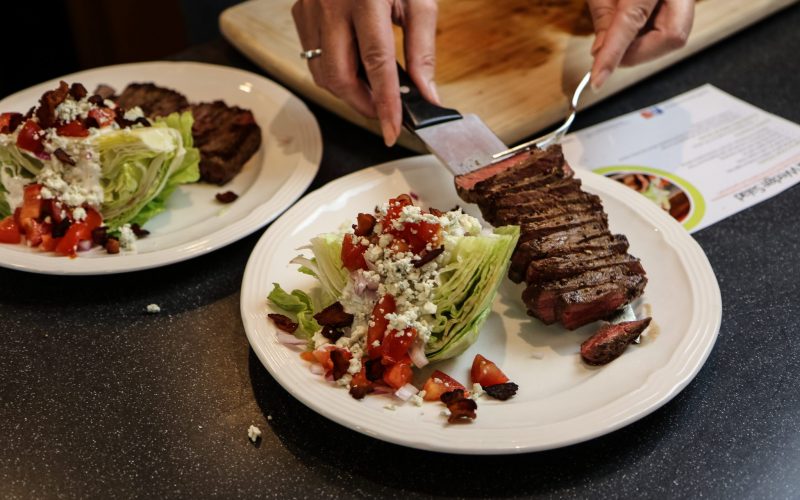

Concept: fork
[[491, 71, 592, 161]]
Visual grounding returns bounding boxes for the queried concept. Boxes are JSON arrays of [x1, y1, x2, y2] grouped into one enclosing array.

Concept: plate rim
[[240, 154, 722, 454], [0, 61, 322, 275]]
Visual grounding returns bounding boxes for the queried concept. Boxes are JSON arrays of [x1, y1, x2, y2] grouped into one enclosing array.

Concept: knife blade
[[397, 64, 507, 176]]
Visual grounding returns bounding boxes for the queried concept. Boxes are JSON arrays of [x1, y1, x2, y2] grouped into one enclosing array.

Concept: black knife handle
[[356, 61, 462, 131], [395, 63, 462, 130]]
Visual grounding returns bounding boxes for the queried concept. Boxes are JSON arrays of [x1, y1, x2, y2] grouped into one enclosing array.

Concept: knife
[[396, 64, 508, 176]]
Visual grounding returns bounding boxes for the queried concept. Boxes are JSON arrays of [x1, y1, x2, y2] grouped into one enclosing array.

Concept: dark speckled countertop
[[2, 5, 800, 499]]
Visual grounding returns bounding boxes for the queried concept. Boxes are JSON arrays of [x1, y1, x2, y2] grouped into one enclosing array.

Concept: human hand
[[587, 0, 695, 89], [292, 0, 440, 147]]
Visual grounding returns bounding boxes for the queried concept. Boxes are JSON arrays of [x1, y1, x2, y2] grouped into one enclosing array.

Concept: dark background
[[1, 1, 242, 98]]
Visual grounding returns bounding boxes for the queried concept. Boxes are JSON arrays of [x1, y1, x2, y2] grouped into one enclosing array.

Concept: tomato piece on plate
[[471, 354, 510, 387], [341, 233, 367, 271], [54, 222, 91, 257], [18, 184, 43, 224], [83, 206, 102, 231], [383, 355, 413, 389], [56, 119, 90, 138], [0, 216, 21, 244], [16, 120, 44, 155], [422, 370, 467, 401], [40, 232, 59, 252], [88, 108, 116, 127], [381, 327, 417, 366], [367, 294, 395, 358]]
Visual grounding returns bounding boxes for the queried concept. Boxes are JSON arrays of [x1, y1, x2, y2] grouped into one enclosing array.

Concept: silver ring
[[300, 48, 322, 60]]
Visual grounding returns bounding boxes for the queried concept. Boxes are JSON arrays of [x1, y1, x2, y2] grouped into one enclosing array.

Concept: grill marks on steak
[[96, 83, 261, 185], [190, 101, 262, 185], [455, 145, 647, 329]]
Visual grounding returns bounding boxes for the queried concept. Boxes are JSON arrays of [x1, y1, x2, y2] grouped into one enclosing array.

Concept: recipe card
[[561, 85, 800, 232]]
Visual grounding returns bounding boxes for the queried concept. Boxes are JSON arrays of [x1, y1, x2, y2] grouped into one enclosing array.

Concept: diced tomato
[[308, 345, 337, 374], [381, 195, 413, 229], [403, 219, 441, 254], [299, 351, 316, 362], [23, 219, 44, 247], [16, 120, 44, 155], [382, 355, 413, 389], [88, 108, 116, 127], [54, 221, 91, 257], [56, 119, 90, 137], [470, 354, 510, 387], [381, 327, 417, 366], [0, 216, 21, 244], [83, 206, 102, 231], [422, 370, 466, 401], [367, 294, 395, 358], [40, 232, 59, 252], [341, 233, 367, 271], [44, 199, 68, 223], [19, 184, 43, 223]]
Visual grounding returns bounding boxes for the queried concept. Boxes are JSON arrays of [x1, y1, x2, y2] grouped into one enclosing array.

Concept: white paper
[[561, 85, 800, 232]]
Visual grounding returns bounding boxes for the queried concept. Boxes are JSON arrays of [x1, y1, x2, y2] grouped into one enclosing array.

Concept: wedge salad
[[0, 81, 199, 256], [268, 194, 520, 421]]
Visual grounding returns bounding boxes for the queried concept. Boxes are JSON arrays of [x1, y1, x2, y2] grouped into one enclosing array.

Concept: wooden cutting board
[[220, 0, 797, 152]]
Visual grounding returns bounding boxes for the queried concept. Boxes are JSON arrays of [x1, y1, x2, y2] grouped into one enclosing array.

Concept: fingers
[[292, 0, 324, 82], [620, 0, 694, 66], [403, 0, 440, 105], [318, 1, 377, 118], [587, 0, 616, 56], [590, 0, 659, 89], [353, 0, 402, 146]]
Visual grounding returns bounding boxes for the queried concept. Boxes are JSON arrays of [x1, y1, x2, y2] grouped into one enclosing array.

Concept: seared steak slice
[[494, 199, 605, 226], [492, 192, 602, 225], [190, 101, 262, 185], [517, 212, 609, 243], [557, 275, 647, 329], [113, 83, 190, 117], [526, 250, 643, 282], [523, 265, 644, 325], [490, 179, 584, 210], [509, 232, 628, 283]]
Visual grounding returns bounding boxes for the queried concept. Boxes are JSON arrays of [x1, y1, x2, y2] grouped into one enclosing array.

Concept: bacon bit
[[91, 226, 108, 246], [36, 81, 70, 128], [483, 382, 519, 401], [0, 113, 23, 134], [428, 207, 444, 217], [88, 95, 105, 106], [94, 85, 116, 100], [130, 223, 149, 238], [440, 389, 477, 423], [396, 193, 414, 205], [85, 116, 100, 129], [268, 313, 298, 333], [321, 325, 343, 343], [105, 236, 120, 254], [364, 358, 385, 382], [413, 245, 444, 268], [51, 219, 71, 238], [134, 116, 151, 127], [69, 83, 88, 100], [23, 107, 35, 120], [215, 191, 239, 204], [330, 349, 350, 380], [581, 318, 652, 365], [352, 212, 376, 236], [313, 302, 354, 328], [349, 384, 373, 400], [113, 110, 135, 129], [54, 148, 75, 166]]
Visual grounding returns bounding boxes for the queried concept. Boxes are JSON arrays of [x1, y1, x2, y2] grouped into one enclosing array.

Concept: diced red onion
[[77, 240, 93, 252], [409, 341, 429, 368], [324, 373, 334, 382], [309, 363, 324, 375], [276, 331, 307, 348], [394, 383, 418, 401], [372, 385, 393, 395]]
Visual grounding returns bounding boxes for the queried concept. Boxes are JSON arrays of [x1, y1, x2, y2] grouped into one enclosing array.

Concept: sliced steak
[[492, 192, 602, 225], [494, 199, 605, 226], [489, 178, 584, 210], [190, 101, 262, 185], [557, 275, 647, 329], [113, 83, 190, 117], [518, 212, 609, 243], [526, 250, 643, 282]]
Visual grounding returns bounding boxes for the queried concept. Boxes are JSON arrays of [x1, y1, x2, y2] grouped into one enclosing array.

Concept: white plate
[[0, 62, 321, 275], [240, 156, 722, 455]]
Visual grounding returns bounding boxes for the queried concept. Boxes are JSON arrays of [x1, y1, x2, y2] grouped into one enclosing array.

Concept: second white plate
[[240, 156, 722, 454], [0, 61, 321, 275]]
